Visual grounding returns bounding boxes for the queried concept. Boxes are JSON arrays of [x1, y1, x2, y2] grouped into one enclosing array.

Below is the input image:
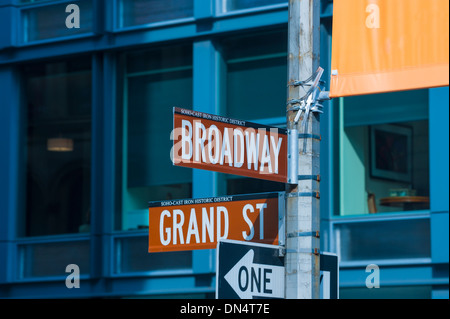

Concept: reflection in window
[[119, 0, 193, 28], [119, 45, 193, 231], [338, 90, 430, 215], [22, 57, 92, 237]]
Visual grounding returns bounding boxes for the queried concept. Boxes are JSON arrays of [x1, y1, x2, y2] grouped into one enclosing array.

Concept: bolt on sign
[[148, 192, 285, 252], [171, 107, 288, 183]]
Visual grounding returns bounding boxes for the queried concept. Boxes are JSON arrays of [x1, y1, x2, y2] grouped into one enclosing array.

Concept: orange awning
[[330, 0, 449, 98]]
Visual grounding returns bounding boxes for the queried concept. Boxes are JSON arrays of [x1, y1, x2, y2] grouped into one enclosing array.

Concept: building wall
[[0, 0, 448, 299]]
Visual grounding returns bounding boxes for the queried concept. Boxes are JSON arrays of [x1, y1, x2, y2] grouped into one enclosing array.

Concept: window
[[222, 0, 287, 13], [335, 218, 431, 262], [336, 89, 430, 216], [21, 0, 93, 43], [114, 236, 192, 274], [21, 57, 92, 237], [117, 44, 193, 231], [222, 30, 287, 121], [220, 30, 287, 194], [18, 240, 90, 278], [118, 0, 193, 28]]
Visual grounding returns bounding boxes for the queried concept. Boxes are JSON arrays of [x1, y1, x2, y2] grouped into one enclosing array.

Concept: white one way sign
[[216, 240, 284, 299]]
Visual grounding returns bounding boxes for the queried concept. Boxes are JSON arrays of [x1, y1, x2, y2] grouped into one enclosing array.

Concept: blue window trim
[[215, 1, 288, 17], [15, 233, 91, 243], [247, 116, 286, 127], [339, 257, 433, 269], [330, 209, 431, 222], [14, 0, 78, 8], [12, 274, 91, 284], [112, 17, 196, 34], [17, 32, 97, 47], [0, 67, 21, 285], [429, 87, 449, 213]]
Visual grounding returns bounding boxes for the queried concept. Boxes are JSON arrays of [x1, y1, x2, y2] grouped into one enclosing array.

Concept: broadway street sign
[[148, 192, 285, 253], [172, 107, 288, 183]]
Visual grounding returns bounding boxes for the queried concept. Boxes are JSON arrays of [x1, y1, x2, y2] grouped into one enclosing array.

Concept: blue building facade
[[0, 0, 448, 299]]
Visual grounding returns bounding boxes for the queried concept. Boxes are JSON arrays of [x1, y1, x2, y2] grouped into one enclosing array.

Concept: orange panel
[[330, 0, 449, 97]]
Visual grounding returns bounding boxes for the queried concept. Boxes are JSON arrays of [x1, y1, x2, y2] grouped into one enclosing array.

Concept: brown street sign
[[148, 192, 284, 252], [172, 107, 288, 183]]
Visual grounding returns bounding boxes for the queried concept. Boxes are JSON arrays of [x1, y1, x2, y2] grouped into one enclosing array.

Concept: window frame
[[113, 0, 196, 33], [16, 0, 97, 46]]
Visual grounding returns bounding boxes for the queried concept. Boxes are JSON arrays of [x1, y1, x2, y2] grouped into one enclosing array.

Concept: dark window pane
[[22, 57, 92, 237]]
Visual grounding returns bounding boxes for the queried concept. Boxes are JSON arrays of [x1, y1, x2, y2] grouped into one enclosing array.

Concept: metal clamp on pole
[[298, 133, 322, 141], [285, 191, 320, 199], [287, 67, 330, 154], [287, 231, 320, 238], [288, 67, 330, 121], [298, 174, 321, 182], [280, 248, 320, 257], [287, 128, 299, 184], [286, 67, 330, 126]]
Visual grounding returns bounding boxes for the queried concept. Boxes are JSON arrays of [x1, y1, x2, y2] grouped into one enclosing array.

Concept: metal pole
[[285, 0, 321, 299]]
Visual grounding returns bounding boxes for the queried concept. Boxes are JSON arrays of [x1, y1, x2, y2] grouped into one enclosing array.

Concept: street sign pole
[[285, 0, 321, 299]]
